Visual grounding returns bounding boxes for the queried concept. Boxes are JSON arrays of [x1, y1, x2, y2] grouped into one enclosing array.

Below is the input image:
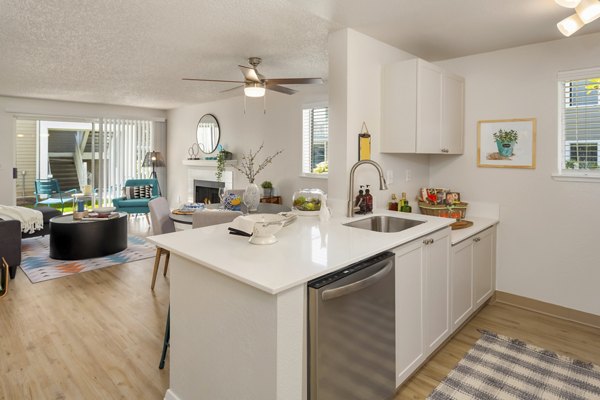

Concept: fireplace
[[194, 179, 225, 204]]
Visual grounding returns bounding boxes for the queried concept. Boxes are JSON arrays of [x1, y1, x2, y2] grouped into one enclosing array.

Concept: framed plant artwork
[[477, 118, 536, 168]]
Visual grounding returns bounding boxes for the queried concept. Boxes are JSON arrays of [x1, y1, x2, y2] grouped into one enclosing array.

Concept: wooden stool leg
[[163, 250, 170, 277], [151, 247, 162, 290]]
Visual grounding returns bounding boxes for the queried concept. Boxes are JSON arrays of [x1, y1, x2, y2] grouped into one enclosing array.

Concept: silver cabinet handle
[[473, 237, 481, 243], [321, 261, 393, 301], [423, 238, 434, 245], [441, 148, 449, 153]]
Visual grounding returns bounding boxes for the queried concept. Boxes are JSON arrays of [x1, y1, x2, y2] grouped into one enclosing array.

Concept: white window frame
[[553, 68, 600, 182], [301, 102, 329, 179]]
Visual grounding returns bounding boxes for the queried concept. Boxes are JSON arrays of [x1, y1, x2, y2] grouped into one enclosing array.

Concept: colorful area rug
[[428, 330, 600, 399], [20, 235, 155, 283]]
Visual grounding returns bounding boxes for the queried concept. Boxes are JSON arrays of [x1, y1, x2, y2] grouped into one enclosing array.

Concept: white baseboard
[[164, 389, 182, 400]]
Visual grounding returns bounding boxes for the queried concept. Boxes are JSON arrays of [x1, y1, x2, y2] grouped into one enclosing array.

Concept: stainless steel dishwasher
[[308, 251, 395, 400]]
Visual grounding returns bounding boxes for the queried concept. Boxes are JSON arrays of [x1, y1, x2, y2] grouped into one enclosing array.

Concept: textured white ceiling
[[1, 0, 599, 109], [0, 0, 334, 109]]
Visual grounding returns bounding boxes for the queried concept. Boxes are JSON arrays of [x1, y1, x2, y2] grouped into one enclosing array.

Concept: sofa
[[112, 179, 159, 215], [0, 206, 61, 279]]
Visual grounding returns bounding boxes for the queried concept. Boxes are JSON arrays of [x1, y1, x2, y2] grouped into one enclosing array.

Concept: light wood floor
[[0, 217, 170, 400], [2, 217, 600, 399], [395, 300, 600, 399]]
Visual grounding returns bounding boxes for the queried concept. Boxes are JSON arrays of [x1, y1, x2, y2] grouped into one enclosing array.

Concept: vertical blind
[[559, 69, 600, 172], [302, 106, 329, 174], [94, 119, 153, 205]]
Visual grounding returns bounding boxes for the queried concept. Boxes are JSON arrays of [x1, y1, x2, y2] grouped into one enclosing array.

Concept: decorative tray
[[172, 209, 196, 215]]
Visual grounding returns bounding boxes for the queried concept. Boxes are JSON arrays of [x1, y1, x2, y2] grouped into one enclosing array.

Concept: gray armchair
[[0, 220, 22, 279]]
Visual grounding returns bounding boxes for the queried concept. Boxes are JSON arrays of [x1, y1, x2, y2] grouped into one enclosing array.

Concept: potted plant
[[261, 181, 273, 197], [492, 129, 518, 157]]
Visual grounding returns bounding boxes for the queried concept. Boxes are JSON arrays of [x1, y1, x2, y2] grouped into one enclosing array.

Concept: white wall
[[328, 29, 430, 214], [431, 32, 600, 316], [0, 96, 166, 205], [166, 88, 328, 208]]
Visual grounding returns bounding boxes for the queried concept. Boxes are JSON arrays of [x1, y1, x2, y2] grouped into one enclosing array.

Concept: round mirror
[[196, 114, 220, 154]]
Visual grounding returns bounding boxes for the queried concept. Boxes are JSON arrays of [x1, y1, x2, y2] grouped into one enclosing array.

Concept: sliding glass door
[[15, 117, 160, 208]]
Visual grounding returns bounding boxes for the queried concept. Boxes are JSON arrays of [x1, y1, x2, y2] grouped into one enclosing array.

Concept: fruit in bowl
[[293, 196, 321, 212]]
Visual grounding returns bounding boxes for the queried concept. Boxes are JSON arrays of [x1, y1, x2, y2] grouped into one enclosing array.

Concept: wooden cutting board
[[451, 220, 474, 230]]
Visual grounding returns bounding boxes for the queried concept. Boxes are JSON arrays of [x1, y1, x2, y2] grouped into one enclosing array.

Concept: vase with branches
[[232, 143, 283, 184], [233, 144, 283, 212]]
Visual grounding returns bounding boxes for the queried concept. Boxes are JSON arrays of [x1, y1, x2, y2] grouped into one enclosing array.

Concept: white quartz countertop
[[147, 210, 454, 295]]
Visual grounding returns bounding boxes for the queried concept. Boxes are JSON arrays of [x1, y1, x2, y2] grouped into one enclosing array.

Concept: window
[[302, 105, 329, 175], [557, 69, 600, 179]]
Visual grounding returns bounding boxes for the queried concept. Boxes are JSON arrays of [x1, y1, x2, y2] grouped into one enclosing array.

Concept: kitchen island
[[147, 210, 484, 400]]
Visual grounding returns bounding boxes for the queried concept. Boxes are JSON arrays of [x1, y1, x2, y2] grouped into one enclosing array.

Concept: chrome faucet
[[347, 160, 389, 217]]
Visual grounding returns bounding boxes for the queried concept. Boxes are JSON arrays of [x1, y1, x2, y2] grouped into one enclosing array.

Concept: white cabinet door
[[394, 227, 451, 387], [450, 238, 474, 330], [473, 227, 495, 307], [441, 73, 464, 154], [424, 229, 451, 355], [381, 58, 464, 155], [416, 61, 442, 154], [394, 239, 425, 386]]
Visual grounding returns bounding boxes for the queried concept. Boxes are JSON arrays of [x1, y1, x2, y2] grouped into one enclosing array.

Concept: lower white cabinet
[[450, 226, 496, 331], [394, 227, 450, 386]]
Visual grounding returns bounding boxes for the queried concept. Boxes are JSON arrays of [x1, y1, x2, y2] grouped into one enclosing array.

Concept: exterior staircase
[[49, 157, 79, 191]]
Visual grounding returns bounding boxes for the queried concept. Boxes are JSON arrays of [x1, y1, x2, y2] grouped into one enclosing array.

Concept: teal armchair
[[112, 179, 159, 215], [34, 179, 77, 213]]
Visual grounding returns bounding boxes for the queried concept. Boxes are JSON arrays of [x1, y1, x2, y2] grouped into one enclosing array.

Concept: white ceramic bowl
[[92, 206, 116, 213], [240, 214, 286, 245]]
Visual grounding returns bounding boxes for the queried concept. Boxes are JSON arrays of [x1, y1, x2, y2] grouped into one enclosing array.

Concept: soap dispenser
[[364, 185, 373, 213], [355, 186, 365, 214]]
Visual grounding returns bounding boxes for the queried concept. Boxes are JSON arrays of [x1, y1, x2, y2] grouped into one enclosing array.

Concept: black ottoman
[[22, 206, 62, 239]]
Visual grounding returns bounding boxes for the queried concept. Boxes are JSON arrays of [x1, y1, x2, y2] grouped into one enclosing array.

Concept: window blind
[[302, 106, 329, 174], [559, 71, 600, 172], [95, 119, 153, 205]]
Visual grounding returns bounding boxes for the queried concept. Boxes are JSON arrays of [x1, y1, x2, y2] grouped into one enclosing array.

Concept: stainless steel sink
[[344, 215, 425, 233]]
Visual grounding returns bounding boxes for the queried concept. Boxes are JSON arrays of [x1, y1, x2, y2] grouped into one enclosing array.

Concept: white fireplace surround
[[186, 167, 233, 203]]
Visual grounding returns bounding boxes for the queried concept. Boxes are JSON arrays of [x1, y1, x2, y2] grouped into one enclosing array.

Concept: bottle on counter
[[400, 192, 412, 213], [388, 193, 398, 211], [364, 185, 373, 213], [355, 186, 365, 214]]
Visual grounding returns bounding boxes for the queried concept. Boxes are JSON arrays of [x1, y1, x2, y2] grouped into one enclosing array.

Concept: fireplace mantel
[[182, 159, 237, 167]]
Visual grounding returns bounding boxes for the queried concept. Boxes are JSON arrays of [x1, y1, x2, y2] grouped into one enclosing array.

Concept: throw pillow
[[123, 185, 153, 199]]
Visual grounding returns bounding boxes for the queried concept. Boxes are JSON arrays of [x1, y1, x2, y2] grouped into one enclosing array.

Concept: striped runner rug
[[428, 330, 600, 399], [20, 235, 156, 283]]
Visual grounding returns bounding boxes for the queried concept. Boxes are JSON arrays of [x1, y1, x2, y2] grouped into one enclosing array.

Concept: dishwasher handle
[[321, 260, 393, 301]]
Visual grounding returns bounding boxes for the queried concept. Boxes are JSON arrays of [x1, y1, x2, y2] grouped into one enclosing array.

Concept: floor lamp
[[143, 151, 166, 196]]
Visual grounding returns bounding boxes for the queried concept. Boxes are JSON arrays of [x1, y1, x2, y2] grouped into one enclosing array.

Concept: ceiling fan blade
[[182, 78, 245, 83], [266, 78, 323, 85], [238, 65, 261, 83], [220, 85, 244, 93], [266, 84, 297, 95]]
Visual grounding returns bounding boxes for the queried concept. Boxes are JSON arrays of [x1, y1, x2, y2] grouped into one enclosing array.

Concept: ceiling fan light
[[555, 0, 582, 8], [576, 0, 600, 23], [557, 13, 585, 36], [244, 82, 265, 97]]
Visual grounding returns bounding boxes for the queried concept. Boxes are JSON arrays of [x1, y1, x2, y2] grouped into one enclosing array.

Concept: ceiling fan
[[183, 57, 323, 97]]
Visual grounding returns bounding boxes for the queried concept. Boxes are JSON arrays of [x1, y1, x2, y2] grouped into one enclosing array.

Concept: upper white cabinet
[[381, 58, 464, 154]]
